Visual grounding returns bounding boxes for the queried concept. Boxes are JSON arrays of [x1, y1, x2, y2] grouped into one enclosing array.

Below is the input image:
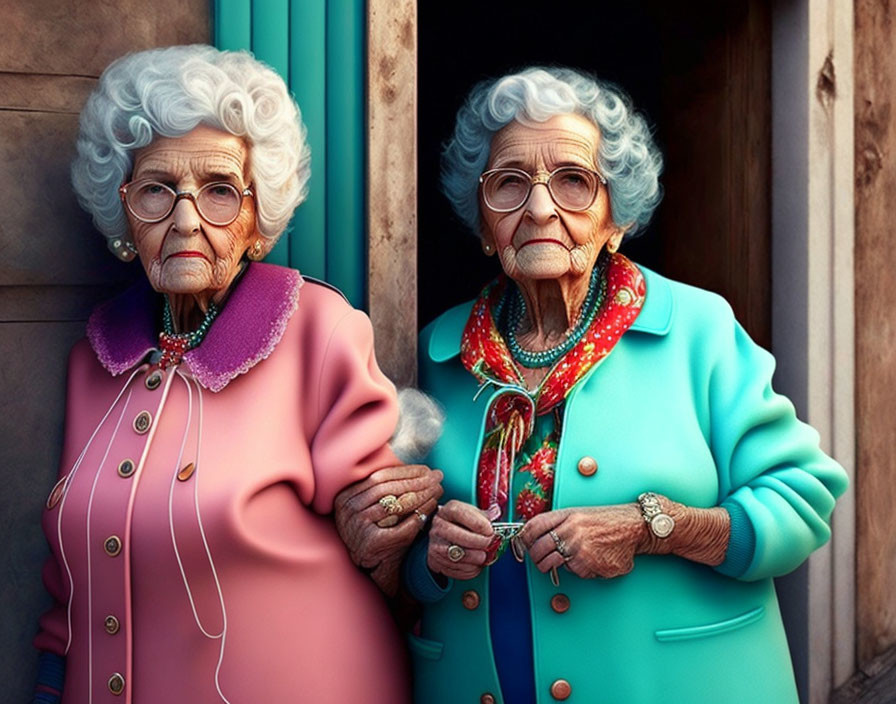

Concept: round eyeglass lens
[[129, 182, 175, 221], [484, 170, 531, 211], [195, 183, 242, 224], [550, 167, 598, 210]]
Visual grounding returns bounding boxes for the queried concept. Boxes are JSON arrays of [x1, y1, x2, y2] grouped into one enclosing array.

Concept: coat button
[[461, 590, 480, 610], [46, 476, 66, 509], [480, 694, 496, 704], [145, 370, 163, 390], [133, 411, 152, 434], [550, 594, 570, 613], [577, 456, 598, 476], [550, 679, 572, 700], [104, 615, 120, 635], [104, 536, 122, 557], [108, 673, 125, 695], [117, 459, 135, 478], [177, 462, 195, 482]]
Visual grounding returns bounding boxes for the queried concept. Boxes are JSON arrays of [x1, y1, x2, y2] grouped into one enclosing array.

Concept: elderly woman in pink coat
[[32, 45, 440, 704]]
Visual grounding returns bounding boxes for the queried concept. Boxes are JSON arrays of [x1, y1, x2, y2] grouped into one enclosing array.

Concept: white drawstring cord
[[56, 365, 144, 656], [170, 371, 231, 703]]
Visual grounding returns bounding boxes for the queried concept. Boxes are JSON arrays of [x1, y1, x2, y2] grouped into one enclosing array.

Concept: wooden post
[[367, 0, 418, 387]]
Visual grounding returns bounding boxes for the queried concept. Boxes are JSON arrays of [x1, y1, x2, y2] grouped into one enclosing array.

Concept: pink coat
[[35, 263, 410, 703]]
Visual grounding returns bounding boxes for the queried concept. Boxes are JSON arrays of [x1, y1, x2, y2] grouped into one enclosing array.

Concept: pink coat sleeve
[[33, 342, 91, 656], [309, 308, 400, 514]]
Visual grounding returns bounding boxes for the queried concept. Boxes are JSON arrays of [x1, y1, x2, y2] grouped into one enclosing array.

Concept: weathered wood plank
[[367, 0, 418, 387], [0, 73, 96, 114], [855, 0, 896, 669], [0, 0, 210, 76]]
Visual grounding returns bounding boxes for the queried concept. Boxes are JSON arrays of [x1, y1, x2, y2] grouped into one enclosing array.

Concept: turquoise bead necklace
[[162, 297, 220, 349], [501, 255, 608, 369]]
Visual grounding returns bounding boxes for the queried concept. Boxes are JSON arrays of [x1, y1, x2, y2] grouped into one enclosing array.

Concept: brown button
[[46, 477, 66, 509], [461, 590, 480, 610], [104, 615, 120, 635], [117, 459, 135, 478], [104, 536, 122, 557], [145, 370, 163, 390], [108, 673, 125, 695], [480, 694, 496, 704], [550, 678, 572, 700], [577, 456, 598, 476], [550, 593, 570, 613], [177, 462, 195, 482], [133, 411, 152, 434]]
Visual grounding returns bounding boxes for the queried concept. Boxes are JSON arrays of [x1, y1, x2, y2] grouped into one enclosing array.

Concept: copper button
[[46, 477, 66, 509], [550, 593, 570, 614], [177, 462, 195, 482], [461, 590, 480, 610], [144, 370, 163, 390], [577, 456, 598, 476], [133, 411, 152, 434], [480, 694, 496, 704], [117, 459, 135, 478], [104, 615, 120, 635], [550, 679, 572, 700], [104, 536, 122, 557], [108, 673, 125, 695]]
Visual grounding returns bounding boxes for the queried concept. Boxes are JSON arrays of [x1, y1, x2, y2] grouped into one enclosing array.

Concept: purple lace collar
[[86, 262, 303, 392]]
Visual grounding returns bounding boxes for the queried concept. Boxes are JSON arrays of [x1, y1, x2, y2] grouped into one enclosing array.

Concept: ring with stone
[[379, 494, 403, 515], [447, 544, 466, 562], [549, 529, 571, 560], [414, 509, 428, 524]]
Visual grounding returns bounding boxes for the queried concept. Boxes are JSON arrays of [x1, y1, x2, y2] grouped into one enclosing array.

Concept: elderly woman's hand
[[426, 500, 496, 580], [517, 498, 731, 579], [335, 465, 443, 595]]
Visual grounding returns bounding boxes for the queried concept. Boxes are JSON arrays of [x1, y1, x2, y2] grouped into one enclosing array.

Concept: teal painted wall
[[214, 0, 366, 307]]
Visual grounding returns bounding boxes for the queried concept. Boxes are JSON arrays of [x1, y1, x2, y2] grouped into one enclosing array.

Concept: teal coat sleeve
[[698, 295, 848, 581]]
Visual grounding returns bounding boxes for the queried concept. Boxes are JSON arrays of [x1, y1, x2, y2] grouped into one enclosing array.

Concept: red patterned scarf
[[460, 253, 645, 523]]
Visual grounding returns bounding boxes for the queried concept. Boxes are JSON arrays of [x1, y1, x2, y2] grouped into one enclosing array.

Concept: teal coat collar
[[426, 264, 673, 363]]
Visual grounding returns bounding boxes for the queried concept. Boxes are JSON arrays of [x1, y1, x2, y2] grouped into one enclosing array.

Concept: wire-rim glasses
[[119, 179, 254, 226], [479, 166, 607, 213]]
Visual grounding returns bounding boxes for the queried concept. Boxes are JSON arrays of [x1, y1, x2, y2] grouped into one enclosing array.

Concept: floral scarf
[[460, 253, 646, 527]]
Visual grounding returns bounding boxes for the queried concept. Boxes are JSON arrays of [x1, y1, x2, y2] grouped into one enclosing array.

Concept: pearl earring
[[111, 238, 137, 262]]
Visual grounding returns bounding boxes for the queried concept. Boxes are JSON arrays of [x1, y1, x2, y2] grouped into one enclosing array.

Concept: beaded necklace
[[158, 298, 220, 369], [502, 255, 608, 369]]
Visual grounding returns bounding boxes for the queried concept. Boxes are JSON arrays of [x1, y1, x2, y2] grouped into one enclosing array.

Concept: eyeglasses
[[479, 166, 607, 213], [119, 179, 254, 226]]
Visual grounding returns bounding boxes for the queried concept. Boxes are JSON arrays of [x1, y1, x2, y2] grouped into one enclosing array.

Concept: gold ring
[[447, 544, 466, 562], [379, 494, 403, 515]]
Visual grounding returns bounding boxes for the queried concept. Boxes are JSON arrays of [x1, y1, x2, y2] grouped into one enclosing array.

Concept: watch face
[[650, 513, 675, 538]]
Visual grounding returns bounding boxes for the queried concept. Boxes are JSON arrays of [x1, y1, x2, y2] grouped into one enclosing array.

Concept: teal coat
[[411, 266, 848, 704]]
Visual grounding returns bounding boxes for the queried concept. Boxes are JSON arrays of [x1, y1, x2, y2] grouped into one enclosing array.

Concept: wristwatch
[[637, 492, 675, 538]]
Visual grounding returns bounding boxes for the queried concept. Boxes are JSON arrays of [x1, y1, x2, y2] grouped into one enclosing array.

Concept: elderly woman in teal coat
[[402, 67, 848, 704]]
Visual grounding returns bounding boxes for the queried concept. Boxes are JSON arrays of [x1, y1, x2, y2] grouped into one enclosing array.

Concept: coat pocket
[[655, 605, 765, 642], [407, 632, 444, 661]]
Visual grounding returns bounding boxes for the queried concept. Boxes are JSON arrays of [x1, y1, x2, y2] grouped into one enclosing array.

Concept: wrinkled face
[[125, 124, 258, 297], [480, 114, 622, 285]]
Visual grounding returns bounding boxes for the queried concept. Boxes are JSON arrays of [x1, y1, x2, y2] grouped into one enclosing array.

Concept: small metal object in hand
[[638, 491, 675, 538], [447, 544, 466, 562], [378, 494, 404, 515], [413, 509, 428, 524]]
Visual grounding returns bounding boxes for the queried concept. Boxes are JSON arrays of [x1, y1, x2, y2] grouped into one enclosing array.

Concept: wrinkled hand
[[426, 500, 496, 580], [335, 465, 443, 595], [517, 505, 651, 579]]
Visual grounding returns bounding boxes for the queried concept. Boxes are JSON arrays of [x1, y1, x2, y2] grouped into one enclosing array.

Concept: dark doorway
[[417, 0, 771, 349]]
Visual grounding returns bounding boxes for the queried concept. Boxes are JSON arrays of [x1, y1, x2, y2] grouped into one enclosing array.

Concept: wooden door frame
[[771, 0, 855, 700]]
